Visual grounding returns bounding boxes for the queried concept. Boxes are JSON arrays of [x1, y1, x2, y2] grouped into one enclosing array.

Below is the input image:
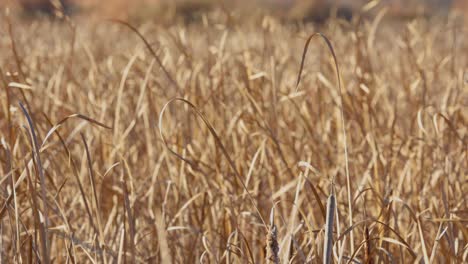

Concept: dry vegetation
[[0, 5, 467, 263]]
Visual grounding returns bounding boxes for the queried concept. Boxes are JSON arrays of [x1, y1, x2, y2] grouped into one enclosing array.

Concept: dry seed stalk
[[296, 32, 356, 263], [323, 187, 336, 264], [266, 207, 279, 264], [266, 224, 279, 264]]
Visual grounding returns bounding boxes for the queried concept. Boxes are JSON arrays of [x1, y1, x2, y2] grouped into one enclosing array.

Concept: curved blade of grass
[[335, 219, 417, 259], [298, 161, 326, 220], [111, 19, 181, 92], [19, 102, 50, 264], [41, 113, 111, 151], [80, 134, 105, 257], [296, 32, 354, 253], [237, 230, 256, 264], [41, 113, 99, 237], [158, 98, 267, 228]]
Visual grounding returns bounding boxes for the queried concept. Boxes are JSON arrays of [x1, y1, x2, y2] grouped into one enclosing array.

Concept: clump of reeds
[[0, 5, 466, 263]]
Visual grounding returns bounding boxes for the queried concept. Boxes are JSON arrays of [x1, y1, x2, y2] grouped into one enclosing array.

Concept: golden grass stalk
[[323, 187, 336, 264], [19, 102, 50, 264], [81, 134, 106, 262], [296, 32, 354, 254], [155, 209, 172, 263]]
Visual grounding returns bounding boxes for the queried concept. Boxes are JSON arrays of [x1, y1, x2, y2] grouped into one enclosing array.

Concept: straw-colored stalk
[[323, 190, 336, 264]]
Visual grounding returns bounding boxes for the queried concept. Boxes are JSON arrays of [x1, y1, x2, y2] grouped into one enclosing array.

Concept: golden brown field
[[0, 4, 467, 263]]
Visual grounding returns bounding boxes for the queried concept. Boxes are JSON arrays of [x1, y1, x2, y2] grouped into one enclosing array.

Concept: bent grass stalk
[[296, 33, 353, 262], [158, 98, 267, 228]]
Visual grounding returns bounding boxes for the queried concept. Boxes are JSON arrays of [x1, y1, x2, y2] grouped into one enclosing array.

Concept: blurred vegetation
[[8, 0, 468, 23]]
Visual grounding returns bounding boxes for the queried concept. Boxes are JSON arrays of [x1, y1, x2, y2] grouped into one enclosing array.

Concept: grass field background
[[0, 1, 466, 263]]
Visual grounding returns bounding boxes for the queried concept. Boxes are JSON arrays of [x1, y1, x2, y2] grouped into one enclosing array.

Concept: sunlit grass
[[0, 7, 466, 263]]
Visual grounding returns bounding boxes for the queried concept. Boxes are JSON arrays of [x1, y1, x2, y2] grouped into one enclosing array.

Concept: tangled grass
[[0, 8, 466, 263]]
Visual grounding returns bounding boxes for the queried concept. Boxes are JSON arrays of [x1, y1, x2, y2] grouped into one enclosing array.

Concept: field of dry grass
[[0, 4, 467, 263]]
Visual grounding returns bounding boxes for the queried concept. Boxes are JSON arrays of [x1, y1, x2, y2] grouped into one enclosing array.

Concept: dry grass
[[0, 5, 467, 263]]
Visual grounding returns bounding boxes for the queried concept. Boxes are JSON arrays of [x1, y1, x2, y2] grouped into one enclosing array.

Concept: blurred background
[[2, 0, 467, 22]]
